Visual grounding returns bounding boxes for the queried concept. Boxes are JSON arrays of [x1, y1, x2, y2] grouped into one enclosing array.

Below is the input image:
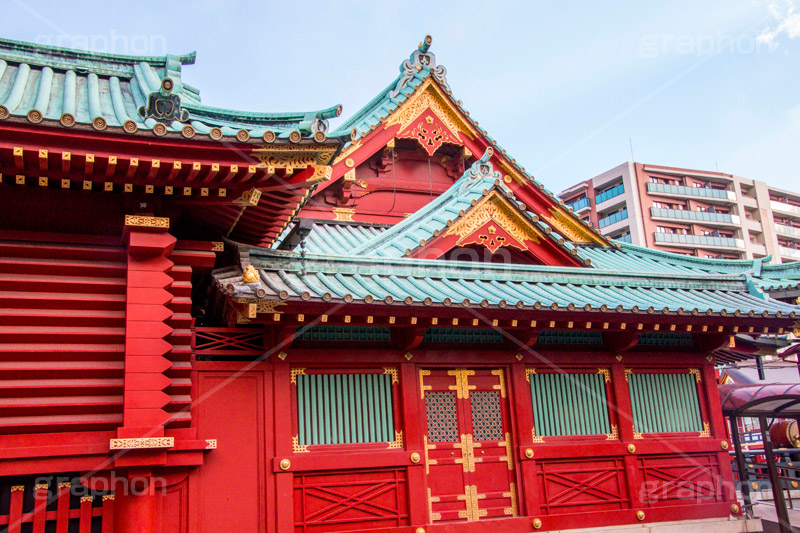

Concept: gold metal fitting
[[525, 448, 534, 459], [627, 443, 636, 453], [279, 458, 291, 470], [751, 482, 758, 490], [532, 518, 542, 529], [416, 528, 426, 533], [636, 510, 645, 521], [721, 441, 729, 450], [410, 452, 421, 464], [730, 503, 740, 514]]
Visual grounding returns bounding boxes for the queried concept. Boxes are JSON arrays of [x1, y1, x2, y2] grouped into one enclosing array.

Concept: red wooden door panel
[[421, 368, 517, 524]]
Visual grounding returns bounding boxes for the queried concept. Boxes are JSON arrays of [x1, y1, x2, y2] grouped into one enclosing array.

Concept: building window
[[628, 371, 704, 434], [295, 371, 397, 446], [529, 371, 612, 437]]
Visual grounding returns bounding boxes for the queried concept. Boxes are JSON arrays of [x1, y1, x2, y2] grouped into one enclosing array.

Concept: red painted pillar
[[113, 470, 158, 533], [113, 216, 176, 533]]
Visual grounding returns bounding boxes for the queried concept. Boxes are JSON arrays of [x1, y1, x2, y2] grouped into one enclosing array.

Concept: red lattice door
[[420, 368, 517, 523]]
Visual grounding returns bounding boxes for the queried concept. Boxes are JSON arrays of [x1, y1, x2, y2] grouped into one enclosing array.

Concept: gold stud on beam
[[124, 183, 133, 192], [344, 315, 351, 323], [165, 186, 173, 195], [473, 319, 479, 326], [530, 320, 537, 327], [83, 180, 92, 190], [431, 317, 438, 325], [637, 323, 643, 330], [106, 155, 117, 177], [16, 175, 25, 184], [297, 314, 304, 322], [389, 316, 395, 324], [367, 316, 373, 324], [61, 178, 70, 188], [126, 157, 138, 178], [321, 315, 328, 323], [38, 176, 47, 186], [549, 321, 555, 328], [273, 314, 281, 322], [85, 153, 95, 175], [410, 317, 417, 325], [104, 182, 113, 191], [653, 324, 660, 331]]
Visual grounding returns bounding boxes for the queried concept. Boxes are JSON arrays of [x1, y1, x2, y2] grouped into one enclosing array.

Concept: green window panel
[[423, 328, 503, 344], [297, 373, 395, 445], [628, 372, 703, 434], [295, 326, 391, 342], [536, 330, 603, 345], [638, 333, 693, 347], [529, 372, 611, 437]]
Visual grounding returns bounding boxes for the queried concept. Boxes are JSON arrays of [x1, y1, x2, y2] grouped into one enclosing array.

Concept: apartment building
[[558, 162, 800, 263]]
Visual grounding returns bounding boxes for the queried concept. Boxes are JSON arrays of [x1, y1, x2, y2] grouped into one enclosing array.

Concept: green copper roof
[[0, 37, 341, 141], [215, 248, 799, 317]]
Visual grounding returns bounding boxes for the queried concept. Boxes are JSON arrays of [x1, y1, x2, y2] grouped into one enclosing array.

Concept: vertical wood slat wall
[[529, 373, 611, 436], [0, 482, 113, 532], [297, 373, 395, 445], [628, 373, 703, 433]]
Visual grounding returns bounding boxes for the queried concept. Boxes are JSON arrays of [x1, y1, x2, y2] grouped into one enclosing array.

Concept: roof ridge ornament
[[459, 148, 501, 193], [138, 77, 190, 124], [389, 35, 450, 98]]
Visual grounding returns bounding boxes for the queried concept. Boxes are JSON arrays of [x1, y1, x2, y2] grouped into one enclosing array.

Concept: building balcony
[[653, 232, 744, 250], [598, 208, 628, 229], [750, 243, 768, 256], [776, 224, 800, 239], [771, 200, 800, 217], [646, 182, 736, 202], [650, 207, 740, 226], [612, 233, 632, 244], [779, 245, 800, 260], [568, 197, 590, 213], [595, 183, 625, 205]]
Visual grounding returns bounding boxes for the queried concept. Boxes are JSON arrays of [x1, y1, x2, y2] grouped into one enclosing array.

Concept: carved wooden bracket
[[393, 327, 426, 351], [605, 332, 640, 353]]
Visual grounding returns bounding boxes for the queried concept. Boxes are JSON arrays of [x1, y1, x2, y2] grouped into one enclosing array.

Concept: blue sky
[[2, 0, 798, 193]]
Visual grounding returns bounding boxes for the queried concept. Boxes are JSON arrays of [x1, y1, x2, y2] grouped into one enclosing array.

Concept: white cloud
[[758, 0, 800, 48]]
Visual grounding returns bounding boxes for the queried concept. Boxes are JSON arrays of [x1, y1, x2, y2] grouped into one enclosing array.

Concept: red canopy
[[719, 383, 800, 417]]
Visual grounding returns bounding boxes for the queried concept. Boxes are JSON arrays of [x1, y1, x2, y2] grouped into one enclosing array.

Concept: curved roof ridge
[[614, 241, 761, 268], [0, 36, 195, 69]]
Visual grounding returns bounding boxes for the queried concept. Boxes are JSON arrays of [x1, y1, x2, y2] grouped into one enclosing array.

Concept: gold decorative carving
[[457, 485, 487, 522], [103, 494, 115, 501], [35, 483, 48, 490], [234, 188, 262, 207], [598, 368, 611, 383], [237, 299, 287, 315], [109, 437, 175, 449], [251, 144, 338, 167], [424, 435, 437, 474], [310, 165, 333, 183], [387, 430, 404, 449], [124, 215, 169, 228], [445, 192, 541, 253], [385, 79, 476, 141], [605, 424, 619, 441], [292, 435, 309, 453], [205, 439, 217, 449], [419, 369, 431, 399], [491, 369, 507, 398], [11, 485, 24, 492], [211, 242, 224, 252], [383, 367, 399, 384], [290, 368, 306, 385], [545, 207, 605, 244], [633, 423, 643, 440], [242, 265, 259, 283], [499, 432, 514, 470], [81, 496, 94, 503], [531, 426, 545, 443], [277, 351, 288, 360], [503, 483, 519, 516], [447, 368, 476, 399], [332, 207, 355, 221], [624, 368, 633, 382], [454, 433, 482, 473], [699, 421, 711, 438], [428, 488, 441, 522], [525, 368, 537, 383], [689, 368, 702, 382]]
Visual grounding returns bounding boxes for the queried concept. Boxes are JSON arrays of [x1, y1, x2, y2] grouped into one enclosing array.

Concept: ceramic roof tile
[[216, 249, 800, 317], [0, 37, 341, 142]]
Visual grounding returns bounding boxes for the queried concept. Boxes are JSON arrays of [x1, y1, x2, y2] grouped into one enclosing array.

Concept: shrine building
[[1, 34, 799, 533]]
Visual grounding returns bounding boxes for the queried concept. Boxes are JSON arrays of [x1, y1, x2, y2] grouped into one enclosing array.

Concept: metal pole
[[760, 416, 792, 533], [730, 416, 753, 516]]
